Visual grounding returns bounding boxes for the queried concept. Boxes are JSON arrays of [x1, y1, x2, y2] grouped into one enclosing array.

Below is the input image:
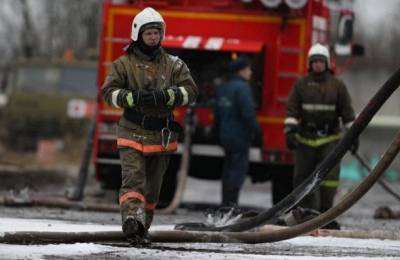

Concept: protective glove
[[350, 138, 359, 155], [284, 124, 299, 150], [285, 133, 299, 150], [119, 89, 141, 108], [163, 86, 184, 107], [142, 86, 184, 107], [141, 89, 165, 106]]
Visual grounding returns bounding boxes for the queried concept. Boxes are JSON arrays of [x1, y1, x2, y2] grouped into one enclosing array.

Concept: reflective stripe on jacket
[[296, 133, 342, 147], [285, 71, 355, 144]]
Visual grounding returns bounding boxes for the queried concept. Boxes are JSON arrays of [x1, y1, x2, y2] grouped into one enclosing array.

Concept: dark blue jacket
[[214, 75, 259, 149]]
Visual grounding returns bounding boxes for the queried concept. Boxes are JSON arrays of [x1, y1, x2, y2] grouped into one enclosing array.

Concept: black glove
[[141, 89, 166, 106], [119, 89, 141, 108], [286, 133, 299, 150], [164, 86, 184, 107], [284, 124, 299, 150], [350, 138, 359, 155], [142, 87, 184, 107]]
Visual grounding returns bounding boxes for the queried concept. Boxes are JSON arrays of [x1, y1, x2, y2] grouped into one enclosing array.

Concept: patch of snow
[[0, 243, 117, 260], [1, 217, 400, 260], [287, 236, 400, 251], [0, 217, 120, 233]]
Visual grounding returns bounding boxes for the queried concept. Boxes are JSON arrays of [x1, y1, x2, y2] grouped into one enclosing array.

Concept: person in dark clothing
[[102, 7, 197, 245], [214, 57, 261, 207], [284, 43, 357, 215]]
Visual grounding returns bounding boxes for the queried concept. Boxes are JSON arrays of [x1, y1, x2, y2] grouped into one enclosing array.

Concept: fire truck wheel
[[271, 166, 293, 205]]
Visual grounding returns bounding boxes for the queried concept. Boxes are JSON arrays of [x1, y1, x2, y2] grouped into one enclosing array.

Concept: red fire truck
[[94, 0, 358, 206]]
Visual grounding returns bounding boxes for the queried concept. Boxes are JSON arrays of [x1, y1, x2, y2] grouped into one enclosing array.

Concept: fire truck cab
[[95, 0, 358, 206]]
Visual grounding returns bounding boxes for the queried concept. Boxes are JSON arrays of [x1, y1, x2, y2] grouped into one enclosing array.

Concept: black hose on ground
[[2, 129, 400, 244], [177, 67, 400, 232], [353, 152, 400, 202]]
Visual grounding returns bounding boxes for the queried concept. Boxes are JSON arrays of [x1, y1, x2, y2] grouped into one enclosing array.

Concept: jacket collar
[[309, 71, 330, 82], [131, 44, 163, 62]]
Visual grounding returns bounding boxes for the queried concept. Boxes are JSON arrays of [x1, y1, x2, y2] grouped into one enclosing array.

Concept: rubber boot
[[122, 216, 150, 246]]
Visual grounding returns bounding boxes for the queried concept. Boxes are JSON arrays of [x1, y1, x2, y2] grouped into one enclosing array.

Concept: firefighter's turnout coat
[[285, 71, 355, 212], [102, 45, 197, 229]]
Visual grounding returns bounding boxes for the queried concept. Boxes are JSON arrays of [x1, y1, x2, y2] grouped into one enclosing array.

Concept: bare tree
[[0, 0, 102, 63], [42, 0, 102, 58], [19, 0, 39, 58]]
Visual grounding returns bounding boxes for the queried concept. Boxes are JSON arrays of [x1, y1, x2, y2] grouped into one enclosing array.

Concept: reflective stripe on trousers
[[119, 191, 158, 210], [119, 148, 170, 229], [320, 179, 339, 189]]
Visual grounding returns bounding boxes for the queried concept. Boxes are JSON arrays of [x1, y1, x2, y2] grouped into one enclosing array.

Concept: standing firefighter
[[102, 7, 198, 245], [284, 43, 357, 215], [214, 57, 261, 207]]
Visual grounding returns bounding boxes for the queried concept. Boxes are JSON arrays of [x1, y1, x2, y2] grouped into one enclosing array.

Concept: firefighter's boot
[[122, 216, 150, 246], [283, 207, 320, 226]]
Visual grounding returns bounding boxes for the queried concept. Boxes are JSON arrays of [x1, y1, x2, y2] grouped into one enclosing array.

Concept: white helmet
[[307, 43, 330, 68], [131, 7, 165, 41]]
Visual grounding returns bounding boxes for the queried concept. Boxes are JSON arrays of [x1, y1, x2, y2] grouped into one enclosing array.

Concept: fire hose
[[1, 68, 400, 245], [157, 108, 193, 214], [353, 152, 400, 202], [0, 109, 194, 214], [177, 67, 400, 232], [2, 128, 400, 244]]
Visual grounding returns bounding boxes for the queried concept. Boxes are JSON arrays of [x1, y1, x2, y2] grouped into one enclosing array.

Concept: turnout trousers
[[119, 148, 170, 230], [293, 141, 340, 213]]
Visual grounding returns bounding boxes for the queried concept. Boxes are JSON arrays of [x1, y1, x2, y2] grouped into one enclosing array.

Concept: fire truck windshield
[[165, 48, 264, 109]]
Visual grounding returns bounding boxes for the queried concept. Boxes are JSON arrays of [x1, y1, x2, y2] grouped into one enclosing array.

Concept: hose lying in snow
[[2, 128, 400, 244], [353, 152, 400, 202], [177, 67, 400, 232], [0, 196, 119, 212], [157, 108, 193, 214]]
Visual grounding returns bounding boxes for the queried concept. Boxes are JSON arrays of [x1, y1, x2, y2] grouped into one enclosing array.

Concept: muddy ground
[[1, 165, 400, 259]]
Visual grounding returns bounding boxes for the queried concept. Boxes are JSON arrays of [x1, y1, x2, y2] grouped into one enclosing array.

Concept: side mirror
[[335, 43, 365, 57], [351, 43, 365, 56]]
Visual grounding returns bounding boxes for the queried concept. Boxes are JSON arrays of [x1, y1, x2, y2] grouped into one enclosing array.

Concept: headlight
[[260, 0, 282, 8], [284, 0, 308, 9]]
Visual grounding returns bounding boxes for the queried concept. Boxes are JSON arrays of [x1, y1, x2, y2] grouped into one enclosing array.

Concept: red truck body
[[95, 0, 336, 204]]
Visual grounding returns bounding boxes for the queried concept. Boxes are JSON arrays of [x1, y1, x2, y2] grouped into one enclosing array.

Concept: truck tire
[[271, 165, 293, 205]]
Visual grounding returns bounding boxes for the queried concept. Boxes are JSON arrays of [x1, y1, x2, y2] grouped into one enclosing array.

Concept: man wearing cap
[[284, 43, 356, 217], [214, 56, 261, 207], [102, 7, 198, 244]]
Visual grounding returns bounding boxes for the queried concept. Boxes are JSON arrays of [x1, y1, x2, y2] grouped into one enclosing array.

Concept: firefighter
[[214, 56, 261, 207], [284, 43, 357, 215], [102, 7, 198, 244]]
